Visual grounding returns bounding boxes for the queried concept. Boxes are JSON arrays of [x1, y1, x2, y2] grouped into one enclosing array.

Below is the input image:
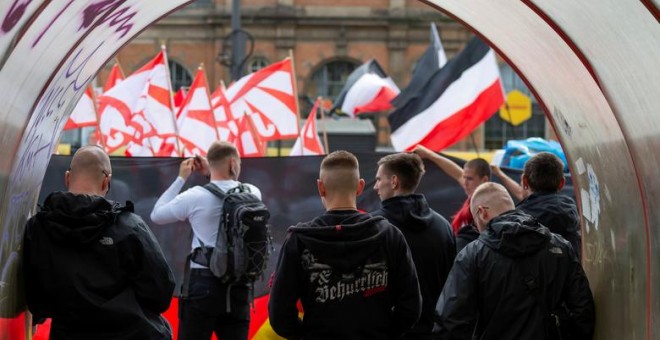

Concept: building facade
[[86, 0, 550, 152]]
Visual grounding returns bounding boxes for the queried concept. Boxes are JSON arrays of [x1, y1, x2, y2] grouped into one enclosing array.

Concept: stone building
[[88, 0, 550, 152]]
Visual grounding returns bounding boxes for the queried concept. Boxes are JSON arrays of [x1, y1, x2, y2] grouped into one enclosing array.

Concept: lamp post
[[231, 0, 245, 80]]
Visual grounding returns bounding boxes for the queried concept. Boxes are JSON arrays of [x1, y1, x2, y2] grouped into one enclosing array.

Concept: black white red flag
[[388, 37, 505, 151], [330, 59, 399, 117], [391, 22, 447, 109]]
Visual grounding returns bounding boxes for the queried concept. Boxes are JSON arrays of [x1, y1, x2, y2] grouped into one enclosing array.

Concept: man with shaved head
[[151, 141, 262, 340], [269, 150, 422, 339], [435, 182, 595, 340], [24, 146, 176, 339]]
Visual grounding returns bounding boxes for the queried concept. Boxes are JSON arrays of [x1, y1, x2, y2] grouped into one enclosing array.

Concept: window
[[484, 64, 545, 149], [309, 60, 358, 102], [246, 57, 269, 73], [168, 60, 192, 91]]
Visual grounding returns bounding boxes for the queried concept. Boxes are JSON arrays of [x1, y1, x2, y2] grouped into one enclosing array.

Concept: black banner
[[39, 154, 573, 297]]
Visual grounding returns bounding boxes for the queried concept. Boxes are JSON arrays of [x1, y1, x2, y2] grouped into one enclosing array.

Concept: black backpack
[[190, 183, 272, 284]]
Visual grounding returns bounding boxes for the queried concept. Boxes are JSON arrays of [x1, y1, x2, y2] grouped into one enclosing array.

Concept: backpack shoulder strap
[[202, 183, 227, 200]]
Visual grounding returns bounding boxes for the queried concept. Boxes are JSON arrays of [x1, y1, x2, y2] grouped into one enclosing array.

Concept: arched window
[[484, 63, 546, 149], [246, 57, 269, 73], [168, 60, 192, 91], [309, 60, 358, 101]]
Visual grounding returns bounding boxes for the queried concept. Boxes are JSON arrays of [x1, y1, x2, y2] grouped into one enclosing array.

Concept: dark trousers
[[178, 269, 250, 340]]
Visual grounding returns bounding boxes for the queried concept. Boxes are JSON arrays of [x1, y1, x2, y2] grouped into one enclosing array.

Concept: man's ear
[[356, 178, 366, 196], [64, 170, 71, 190], [317, 179, 325, 197], [391, 175, 399, 190], [558, 177, 566, 190], [102, 174, 112, 194], [521, 174, 529, 189]]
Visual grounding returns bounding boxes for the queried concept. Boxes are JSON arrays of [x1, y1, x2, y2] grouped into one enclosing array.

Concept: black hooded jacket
[[23, 192, 176, 340], [517, 191, 582, 258], [436, 210, 595, 340], [268, 210, 422, 340], [372, 194, 456, 339]]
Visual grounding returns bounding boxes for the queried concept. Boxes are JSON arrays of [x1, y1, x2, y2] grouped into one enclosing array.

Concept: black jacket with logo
[[372, 194, 456, 339], [436, 210, 595, 340], [516, 191, 582, 258], [269, 210, 422, 340], [24, 192, 176, 340]]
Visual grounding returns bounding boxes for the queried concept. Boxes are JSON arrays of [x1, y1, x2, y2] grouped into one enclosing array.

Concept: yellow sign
[[499, 90, 532, 126]]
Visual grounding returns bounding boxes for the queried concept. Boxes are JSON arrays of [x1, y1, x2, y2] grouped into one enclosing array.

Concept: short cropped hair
[[465, 158, 491, 179], [207, 141, 239, 166], [320, 150, 359, 172], [523, 152, 564, 192], [377, 153, 425, 192]]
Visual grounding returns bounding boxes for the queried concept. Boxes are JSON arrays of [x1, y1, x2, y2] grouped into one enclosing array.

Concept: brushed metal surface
[[527, 2, 660, 339], [423, 0, 650, 338]]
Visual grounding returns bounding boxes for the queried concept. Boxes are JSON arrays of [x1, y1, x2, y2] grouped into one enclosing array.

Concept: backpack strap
[[182, 184, 228, 298]]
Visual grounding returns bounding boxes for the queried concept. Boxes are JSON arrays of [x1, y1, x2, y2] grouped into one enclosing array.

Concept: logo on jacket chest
[[99, 237, 114, 246], [301, 249, 389, 303]]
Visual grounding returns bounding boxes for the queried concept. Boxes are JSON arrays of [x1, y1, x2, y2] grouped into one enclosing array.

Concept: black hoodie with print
[[372, 194, 456, 339], [436, 210, 595, 340], [23, 192, 176, 340], [269, 210, 422, 340]]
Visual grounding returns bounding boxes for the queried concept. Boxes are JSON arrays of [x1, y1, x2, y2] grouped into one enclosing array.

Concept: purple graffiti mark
[[13, 131, 51, 185], [80, 0, 136, 39], [10, 191, 28, 207], [2, 0, 32, 33], [98, 5, 135, 39], [32, 0, 74, 48], [80, 0, 121, 30], [13, 42, 104, 185], [65, 46, 101, 91]]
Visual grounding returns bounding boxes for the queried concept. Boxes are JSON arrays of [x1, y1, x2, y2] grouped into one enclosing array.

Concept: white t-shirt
[[150, 177, 262, 268]]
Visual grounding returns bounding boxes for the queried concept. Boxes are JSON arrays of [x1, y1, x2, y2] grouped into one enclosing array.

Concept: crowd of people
[[22, 141, 595, 339]]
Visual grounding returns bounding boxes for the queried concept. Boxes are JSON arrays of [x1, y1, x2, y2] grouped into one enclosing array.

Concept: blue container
[[501, 137, 568, 172]]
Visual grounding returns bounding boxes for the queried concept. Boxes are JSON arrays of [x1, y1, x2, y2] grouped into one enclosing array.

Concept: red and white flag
[[98, 51, 177, 156], [388, 37, 505, 151], [218, 58, 299, 141], [231, 114, 265, 158], [290, 99, 325, 156], [103, 63, 125, 93], [173, 87, 187, 116], [64, 86, 97, 130], [177, 67, 218, 157]]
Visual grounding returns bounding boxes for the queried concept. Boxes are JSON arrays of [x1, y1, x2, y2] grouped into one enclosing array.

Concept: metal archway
[[0, 0, 195, 335], [422, 1, 660, 339], [0, 1, 658, 339]]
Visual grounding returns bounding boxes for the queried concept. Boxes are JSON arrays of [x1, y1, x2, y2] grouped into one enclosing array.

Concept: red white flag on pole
[[217, 58, 299, 141], [98, 51, 177, 156], [64, 86, 97, 130], [290, 99, 325, 156], [232, 113, 265, 158], [177, 66, 218, 156], [103, 63, 125, 92]]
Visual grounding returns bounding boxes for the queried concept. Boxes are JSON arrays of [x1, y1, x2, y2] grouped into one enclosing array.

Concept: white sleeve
[[245, 183, 262, 201], [150, 177, 190, 224]]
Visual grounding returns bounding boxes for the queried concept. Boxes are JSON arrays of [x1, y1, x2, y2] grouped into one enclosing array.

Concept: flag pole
[[289, 49, 303, 155], [245, 112, 266, 156], [161, 45, 184, 157], [89, 85, 107, 151], [201, 63, 221, 142], [317, 97, 330, 154]]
